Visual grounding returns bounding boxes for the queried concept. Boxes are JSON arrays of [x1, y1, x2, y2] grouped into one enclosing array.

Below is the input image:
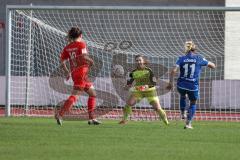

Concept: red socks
[[88, 96, 96, 119], [59, 95, 96, 120], [59, 95, 77, 117]]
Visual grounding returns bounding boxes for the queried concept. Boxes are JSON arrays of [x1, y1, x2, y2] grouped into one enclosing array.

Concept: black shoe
[[55, 114, 63, 126], [88, 119, 102, 125]]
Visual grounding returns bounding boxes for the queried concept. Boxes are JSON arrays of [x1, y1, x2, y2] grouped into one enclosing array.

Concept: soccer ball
[[112, 65, 124, 77]]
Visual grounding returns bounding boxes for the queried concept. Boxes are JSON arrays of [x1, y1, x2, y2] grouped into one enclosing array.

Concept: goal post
[[5, 6, 11, 116], [5, 5, 240, 121]]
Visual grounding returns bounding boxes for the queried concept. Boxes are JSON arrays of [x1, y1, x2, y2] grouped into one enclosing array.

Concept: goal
[[5, 6, 240, 121]]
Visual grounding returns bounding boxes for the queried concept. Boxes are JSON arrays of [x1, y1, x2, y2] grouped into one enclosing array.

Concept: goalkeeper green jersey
[[127, 67, 157, 87]]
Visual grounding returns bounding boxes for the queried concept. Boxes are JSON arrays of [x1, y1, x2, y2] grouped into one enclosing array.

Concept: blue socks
[[180, 96, 186, 113], [187, 104, 196, 121]]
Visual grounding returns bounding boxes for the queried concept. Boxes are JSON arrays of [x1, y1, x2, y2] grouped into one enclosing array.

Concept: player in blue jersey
[[166, 41, 215, 129]]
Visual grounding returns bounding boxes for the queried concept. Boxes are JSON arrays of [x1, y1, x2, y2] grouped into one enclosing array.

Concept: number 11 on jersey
[[183, 63, 195, 78]]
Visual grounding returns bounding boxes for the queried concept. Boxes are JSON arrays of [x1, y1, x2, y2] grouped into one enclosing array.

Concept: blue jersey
[[175, 52, 209, 91]]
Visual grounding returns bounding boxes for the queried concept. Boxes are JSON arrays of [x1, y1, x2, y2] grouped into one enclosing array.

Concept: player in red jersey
[[55, 27, 101, 125]]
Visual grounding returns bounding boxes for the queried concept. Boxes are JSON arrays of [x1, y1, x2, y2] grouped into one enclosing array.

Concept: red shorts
[[71, 67, 92, 91]]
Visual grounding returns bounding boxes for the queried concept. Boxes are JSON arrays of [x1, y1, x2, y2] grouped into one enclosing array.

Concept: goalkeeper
[[119, 55, 169, 125]]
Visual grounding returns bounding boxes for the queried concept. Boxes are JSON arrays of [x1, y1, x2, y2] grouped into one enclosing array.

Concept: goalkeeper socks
[[59, 95, 77, 117], [88, 96, 96, 119], [123, 105, 132, 121], [187, 104, 196, 121], [157, 108, 169, 125], [180, 96, 186, 113]]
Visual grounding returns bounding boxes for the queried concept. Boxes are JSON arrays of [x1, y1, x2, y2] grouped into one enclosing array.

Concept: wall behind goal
[[225, 0, 240, 79]]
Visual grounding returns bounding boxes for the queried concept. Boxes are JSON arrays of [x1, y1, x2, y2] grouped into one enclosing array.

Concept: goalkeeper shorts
[[130, 86, 159, 104]]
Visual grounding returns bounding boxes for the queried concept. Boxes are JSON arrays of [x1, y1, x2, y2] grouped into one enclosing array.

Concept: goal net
[[5, 6, 240, 121]]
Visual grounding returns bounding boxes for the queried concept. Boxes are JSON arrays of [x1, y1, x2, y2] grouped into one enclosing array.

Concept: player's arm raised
[[200, 56, 216, 69], [207, 61, 216, 69]]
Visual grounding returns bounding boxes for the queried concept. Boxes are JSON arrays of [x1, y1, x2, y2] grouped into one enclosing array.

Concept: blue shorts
[[177, 87, 199, 101]]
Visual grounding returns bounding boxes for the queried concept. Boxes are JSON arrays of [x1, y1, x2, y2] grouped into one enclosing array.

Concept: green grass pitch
[[0, 117, 240, 160]]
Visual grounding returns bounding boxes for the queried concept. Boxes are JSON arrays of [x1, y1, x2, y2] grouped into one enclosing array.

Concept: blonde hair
[[185, 41, 196, 53]]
